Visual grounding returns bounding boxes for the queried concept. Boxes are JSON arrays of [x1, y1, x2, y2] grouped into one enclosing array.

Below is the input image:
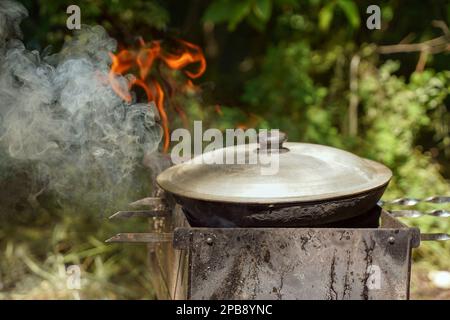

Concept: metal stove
[[106, 198, 438, 300]]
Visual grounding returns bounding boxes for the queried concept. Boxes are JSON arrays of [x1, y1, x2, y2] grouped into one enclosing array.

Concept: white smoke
[[0, 1, 162, 207]]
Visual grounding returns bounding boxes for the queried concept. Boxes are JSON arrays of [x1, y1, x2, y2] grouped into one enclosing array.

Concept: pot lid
[[156, 133, 392, 204]]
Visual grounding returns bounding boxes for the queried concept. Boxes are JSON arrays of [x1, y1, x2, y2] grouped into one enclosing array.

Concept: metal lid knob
[[258, 130, 287, 150]]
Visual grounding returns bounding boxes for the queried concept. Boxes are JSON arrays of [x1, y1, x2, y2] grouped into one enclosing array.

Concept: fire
[[108, 38, 206, 152]]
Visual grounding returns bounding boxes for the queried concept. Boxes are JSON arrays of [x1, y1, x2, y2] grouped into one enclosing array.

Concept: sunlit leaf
[[318, 2, 335, 31], [337, 0, 360, 28], [253, 0, 272, 22], [203, 0, 253, 31]]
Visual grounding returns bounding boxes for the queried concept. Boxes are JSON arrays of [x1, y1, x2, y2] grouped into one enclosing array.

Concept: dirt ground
[[410, 264, 450, 300]]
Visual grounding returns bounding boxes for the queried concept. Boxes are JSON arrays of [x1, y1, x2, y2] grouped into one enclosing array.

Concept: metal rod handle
[[380, 196, 450, 206], [109, 210, 168, 219], [105, 232, 173, 243], [389, 209, 450, 218], [420, 233, 450, 241]]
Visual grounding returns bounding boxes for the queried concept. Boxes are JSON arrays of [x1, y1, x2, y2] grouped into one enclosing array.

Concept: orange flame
[[108, 39, 206, 152]]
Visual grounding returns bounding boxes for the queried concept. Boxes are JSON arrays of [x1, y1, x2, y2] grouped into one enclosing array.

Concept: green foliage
[[359, 61, 450, 191], [203, 0, 252, 31], [242, 42, 334, 142], [318, 2, 335, 31], [319, 0, 360, 31], [253, 0, 273, 22], [337, 0, 360, 29], [21, 0, 169, 48], [203, 0, 281, 31]]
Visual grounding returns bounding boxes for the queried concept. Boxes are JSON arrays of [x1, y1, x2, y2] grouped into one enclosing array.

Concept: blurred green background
[[0, 0, 449, 299]]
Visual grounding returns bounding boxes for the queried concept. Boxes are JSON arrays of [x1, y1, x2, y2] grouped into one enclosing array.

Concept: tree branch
[[378, 21, 450, 55]]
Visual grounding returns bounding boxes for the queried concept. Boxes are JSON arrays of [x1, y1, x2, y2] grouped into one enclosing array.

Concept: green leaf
[[228, 1, 253, 30], [253, 0, 272, 22], [203, 0, 253, 31], [203, 0, 233, 24], [318, 3, 335, 31], [337, 0, 360, 29], [246, 12, 266, 32]]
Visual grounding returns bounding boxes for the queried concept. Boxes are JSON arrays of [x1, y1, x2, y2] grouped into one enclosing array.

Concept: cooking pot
[[156, 131, 392, 227]]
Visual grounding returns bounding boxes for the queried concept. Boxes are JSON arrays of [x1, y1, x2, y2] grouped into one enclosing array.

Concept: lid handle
[[258, 130, 287, 150]]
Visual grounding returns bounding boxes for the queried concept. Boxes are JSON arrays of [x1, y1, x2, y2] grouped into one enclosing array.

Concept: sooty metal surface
[[173, 185, 387, 228], [173, 211, 420, 300]]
